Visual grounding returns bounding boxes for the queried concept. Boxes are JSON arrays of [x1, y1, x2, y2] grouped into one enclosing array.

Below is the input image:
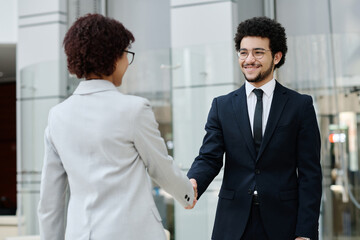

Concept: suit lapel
[[257, 81, 289, 160], [232, 86, 257, 160]]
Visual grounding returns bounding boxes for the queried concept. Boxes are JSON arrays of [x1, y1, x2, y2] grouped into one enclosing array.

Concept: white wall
[[0, 0, 17, 43]]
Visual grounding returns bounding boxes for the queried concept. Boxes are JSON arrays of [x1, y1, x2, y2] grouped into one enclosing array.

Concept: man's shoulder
[[277, 82, 312, 101]]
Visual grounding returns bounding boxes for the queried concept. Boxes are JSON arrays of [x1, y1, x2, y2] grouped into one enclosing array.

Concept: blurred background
[[0, 0, 360, 239]]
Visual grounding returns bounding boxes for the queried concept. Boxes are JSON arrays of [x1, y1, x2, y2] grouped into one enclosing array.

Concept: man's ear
[[274, 52, 282, 65]]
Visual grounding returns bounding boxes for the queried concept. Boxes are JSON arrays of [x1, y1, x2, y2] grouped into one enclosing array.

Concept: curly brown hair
[[234, 17, 287, 69], [63, 14, 135, 79]]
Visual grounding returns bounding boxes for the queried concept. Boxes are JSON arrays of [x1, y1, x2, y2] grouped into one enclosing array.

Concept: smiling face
[[239, 36, 282, 87]]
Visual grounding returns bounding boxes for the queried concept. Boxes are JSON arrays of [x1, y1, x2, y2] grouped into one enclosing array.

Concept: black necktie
[[253, 89, 263, 154]]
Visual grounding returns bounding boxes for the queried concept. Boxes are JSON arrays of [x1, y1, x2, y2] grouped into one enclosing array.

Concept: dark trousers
[[240, 201, 269, 240]]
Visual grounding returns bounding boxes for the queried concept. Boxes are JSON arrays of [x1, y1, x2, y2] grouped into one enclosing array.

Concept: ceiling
[[0, 44, 16, 83]]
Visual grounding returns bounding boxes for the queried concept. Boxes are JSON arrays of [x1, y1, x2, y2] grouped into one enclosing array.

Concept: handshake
[[185, 178, 198, 209]]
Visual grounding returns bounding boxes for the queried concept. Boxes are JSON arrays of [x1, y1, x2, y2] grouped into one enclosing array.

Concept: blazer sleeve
[[187, 98, 225, 198], [295, 96, 322, 239], [133, 99, 194, 208], [38, 120, 68, 240]]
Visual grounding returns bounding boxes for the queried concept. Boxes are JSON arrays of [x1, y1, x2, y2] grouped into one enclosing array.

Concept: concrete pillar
[[16, 0, 67, 235]]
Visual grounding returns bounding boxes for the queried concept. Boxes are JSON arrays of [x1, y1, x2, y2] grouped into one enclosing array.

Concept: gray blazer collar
[[73, 80, 118, 95]]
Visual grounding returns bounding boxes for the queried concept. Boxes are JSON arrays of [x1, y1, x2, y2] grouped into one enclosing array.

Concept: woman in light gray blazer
[[38, 14, 196, 240]]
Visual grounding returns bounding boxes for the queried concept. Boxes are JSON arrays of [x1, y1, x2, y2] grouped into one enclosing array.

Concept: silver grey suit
[[38, 80, 194, 240]]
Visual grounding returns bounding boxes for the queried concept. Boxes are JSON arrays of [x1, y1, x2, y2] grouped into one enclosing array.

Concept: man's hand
[[185, 178, 198, 209], [295, 237, 310, 240]]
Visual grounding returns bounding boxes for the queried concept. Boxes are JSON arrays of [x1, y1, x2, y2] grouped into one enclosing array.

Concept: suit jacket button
[[255, 169, 260, 174], [248, 189, 252, 195]]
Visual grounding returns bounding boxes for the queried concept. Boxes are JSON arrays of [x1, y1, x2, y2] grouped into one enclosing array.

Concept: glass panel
[[332, 33, 360, 85], [171, 42, 238, 88], [120, 48, 173, 155], [172, 85, 236, 168], [276, 0, 360, 238], [171, 42, 238, 239], [120, 48, 172, 98], [16, 172, 41, 235], [18, 62, 66, 235], [175, 176, 221, 240], [19, 60, 67, 99], [19, 98, 63, 172], [119, 46, 236, 240]]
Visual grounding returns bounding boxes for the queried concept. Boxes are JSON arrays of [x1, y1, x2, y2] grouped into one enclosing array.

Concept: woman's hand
[[185, 178, 198, 209]]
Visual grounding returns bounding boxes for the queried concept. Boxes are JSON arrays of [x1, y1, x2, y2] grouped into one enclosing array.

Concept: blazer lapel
[[232, 86, 257, 160], [257, 81, 289, 160]]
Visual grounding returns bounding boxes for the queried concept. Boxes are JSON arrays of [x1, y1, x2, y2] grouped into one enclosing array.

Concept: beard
[[243, 61, 274, 83]]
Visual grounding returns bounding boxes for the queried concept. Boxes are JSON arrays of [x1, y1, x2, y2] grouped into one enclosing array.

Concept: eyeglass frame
[[124, 50, 135, 65], [237, 48, 272, 60]]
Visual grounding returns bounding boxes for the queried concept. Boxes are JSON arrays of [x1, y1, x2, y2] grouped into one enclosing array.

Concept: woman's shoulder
[[110, 94, 152, 117], [119, 94, 150, 106]]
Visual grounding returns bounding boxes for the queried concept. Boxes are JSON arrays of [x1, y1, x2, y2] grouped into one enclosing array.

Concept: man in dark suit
[[187, 17, 322, 240]]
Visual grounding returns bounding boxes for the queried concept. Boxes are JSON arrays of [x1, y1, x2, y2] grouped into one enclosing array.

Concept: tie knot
[[253, 89, 263, 99]]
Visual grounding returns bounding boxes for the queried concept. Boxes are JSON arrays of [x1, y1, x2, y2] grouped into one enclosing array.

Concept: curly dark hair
[[63, 14, 135, 79], [234, 16, 287, 69]]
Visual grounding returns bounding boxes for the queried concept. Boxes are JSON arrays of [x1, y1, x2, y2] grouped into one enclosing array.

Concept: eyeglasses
[[237, 48, 271, 60], [124, 50, 135, 65]]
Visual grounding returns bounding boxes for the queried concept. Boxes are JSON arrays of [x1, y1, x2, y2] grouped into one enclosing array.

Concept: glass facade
[[17, 60, 67, 235], [9, 0, 360, 239], [277, 0, 360, 238]]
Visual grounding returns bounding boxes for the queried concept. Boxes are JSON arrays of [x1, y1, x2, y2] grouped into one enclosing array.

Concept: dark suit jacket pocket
[[218, 189, 235, 200], [280, 189, 298, 201]]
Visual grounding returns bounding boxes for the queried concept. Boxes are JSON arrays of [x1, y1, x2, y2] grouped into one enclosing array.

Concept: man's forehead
[[240, 36, 270, 47]]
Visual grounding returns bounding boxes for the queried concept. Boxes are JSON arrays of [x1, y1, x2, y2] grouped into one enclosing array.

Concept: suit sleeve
[[133, 99, 194, 208], [38, 124, 68, 240], [295, 96, 322, 239], [187, 98, 224, 198]]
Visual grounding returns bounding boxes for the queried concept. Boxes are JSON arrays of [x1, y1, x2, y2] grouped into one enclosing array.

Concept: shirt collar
[[245, 78, 276, 98], [73, 79, 118, 95]]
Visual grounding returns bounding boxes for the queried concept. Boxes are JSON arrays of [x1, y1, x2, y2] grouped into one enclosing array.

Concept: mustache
[[243, 63, 262, 67]]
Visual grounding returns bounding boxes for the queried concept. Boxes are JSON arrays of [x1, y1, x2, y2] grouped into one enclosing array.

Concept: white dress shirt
[[245, 79, 276, 136]]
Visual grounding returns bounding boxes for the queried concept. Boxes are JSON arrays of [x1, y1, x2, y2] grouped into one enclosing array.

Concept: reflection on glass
[[18, 62, 66, 235], [20, 60, 67, 99], [277, 0, 360, 237], [171, 42, 238, 88]]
